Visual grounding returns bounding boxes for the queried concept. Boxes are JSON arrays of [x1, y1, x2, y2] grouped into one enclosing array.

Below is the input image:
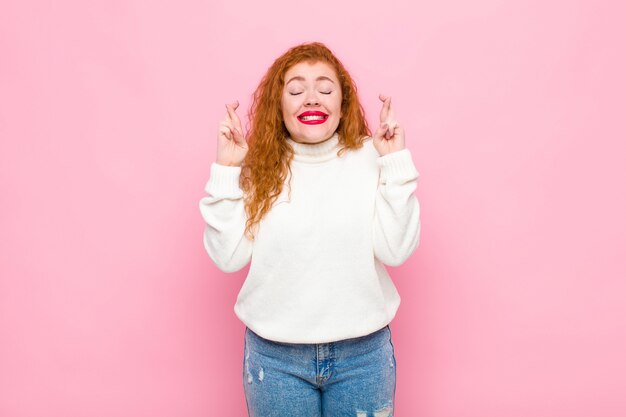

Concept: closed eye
[[289, 91, 332, 96]]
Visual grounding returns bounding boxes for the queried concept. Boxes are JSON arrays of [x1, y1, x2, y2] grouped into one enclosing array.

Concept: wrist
[[378, 147, 405, 157]]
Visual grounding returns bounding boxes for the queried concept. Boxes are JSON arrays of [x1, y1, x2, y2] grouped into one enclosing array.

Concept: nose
[[304, 93, 320, 106]]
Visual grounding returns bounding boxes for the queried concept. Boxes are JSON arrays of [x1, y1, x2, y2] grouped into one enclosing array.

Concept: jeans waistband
[[245, 325, 391, 359]]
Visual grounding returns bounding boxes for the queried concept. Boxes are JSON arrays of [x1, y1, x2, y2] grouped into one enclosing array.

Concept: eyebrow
[[286, 75, 335, 85]]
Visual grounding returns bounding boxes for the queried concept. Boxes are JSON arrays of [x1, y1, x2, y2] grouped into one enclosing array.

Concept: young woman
[[199, 41, 421, 417]]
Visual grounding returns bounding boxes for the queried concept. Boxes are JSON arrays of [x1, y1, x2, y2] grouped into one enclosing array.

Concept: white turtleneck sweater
[[199, 132, 421, 343]]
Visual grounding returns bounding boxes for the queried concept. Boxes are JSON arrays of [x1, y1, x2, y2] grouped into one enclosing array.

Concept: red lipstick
[[297, 111, 328, 125]]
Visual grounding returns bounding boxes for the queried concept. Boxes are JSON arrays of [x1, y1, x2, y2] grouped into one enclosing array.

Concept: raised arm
[[371, 94, 421, 266], [198, 100, 252, 272]]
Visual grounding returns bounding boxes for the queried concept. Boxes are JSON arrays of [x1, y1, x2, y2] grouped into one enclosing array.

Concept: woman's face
[[281, 61, 343, 144]]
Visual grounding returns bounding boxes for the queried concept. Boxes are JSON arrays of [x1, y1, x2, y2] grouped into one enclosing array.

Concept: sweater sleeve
[[198, 162, 253, 272], [372, 148, 421, 266]]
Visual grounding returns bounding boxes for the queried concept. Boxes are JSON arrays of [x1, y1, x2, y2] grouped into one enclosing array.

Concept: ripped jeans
[[243, 325, 396, 417]]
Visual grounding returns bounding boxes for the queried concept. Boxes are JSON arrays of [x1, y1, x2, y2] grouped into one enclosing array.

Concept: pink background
[[1, 0, 625, 416]]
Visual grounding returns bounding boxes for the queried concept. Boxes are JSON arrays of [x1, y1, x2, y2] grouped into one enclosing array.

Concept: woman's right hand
[[216, 100, 248, 167]]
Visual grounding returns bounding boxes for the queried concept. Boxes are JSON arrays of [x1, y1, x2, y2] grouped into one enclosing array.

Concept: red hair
[[240, 42, 372, 240]]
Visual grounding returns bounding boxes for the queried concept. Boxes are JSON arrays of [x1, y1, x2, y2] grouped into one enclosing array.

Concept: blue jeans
[[243, 325, 396, 417]]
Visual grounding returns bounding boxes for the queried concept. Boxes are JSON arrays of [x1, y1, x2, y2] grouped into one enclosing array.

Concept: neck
[[286, 131, 341, 164]]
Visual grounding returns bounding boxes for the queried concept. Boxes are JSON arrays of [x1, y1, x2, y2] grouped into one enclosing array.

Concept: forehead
[[284, 61, 339, 82]]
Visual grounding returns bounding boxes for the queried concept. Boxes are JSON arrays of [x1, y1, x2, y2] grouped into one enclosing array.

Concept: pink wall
[[1, 0, 624, 416]]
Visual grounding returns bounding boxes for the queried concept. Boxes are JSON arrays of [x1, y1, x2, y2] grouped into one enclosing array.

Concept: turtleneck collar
[[286, 131, 341, 163]]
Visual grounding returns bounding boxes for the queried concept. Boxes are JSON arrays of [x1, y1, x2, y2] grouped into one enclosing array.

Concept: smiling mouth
[[298, 113, 329, 124]]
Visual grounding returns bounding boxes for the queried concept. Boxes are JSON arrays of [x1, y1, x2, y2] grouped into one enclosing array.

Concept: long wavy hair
[[240, 42, 372, 240]]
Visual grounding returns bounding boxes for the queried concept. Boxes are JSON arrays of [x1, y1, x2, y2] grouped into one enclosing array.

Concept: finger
[[379, 95, 391, 122], [225, 101, 239, 122], [219, 121, 234, 139], [390, 122, 401, 138], [219, 125, 233, 140], [373, 123, 389, 141], [231, 125, 246, 144], [386, 99, 396, 121], [221, 117, 245, 144], [219, 120, 233, 130], [225, 100, 239, 116], [385, 120, 396, 140], [225, 100, 243, 135]]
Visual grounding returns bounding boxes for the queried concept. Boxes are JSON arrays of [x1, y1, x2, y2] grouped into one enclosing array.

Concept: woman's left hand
[[372, 94, 405, 156]]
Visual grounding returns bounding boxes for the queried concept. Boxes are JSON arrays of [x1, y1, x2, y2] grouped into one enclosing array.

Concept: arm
[[372, 148, 421, 266], [198, 162, 253, 272]]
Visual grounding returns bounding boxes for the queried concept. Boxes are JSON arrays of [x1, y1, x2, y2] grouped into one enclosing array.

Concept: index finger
[[379, 95, 391, 122], [225, 101, 243, 133], [386, 100, 396, 122]]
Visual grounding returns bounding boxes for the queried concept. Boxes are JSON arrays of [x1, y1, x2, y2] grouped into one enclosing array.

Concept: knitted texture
[[199, 132, 421, 343]]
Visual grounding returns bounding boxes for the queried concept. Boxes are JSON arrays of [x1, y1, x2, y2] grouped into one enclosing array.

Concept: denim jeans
[[243, 325, 396, 417]]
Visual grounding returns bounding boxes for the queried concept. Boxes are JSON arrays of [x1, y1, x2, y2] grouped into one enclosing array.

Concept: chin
[[287, 118, 339, 142], [304, 128, 337, 142]]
